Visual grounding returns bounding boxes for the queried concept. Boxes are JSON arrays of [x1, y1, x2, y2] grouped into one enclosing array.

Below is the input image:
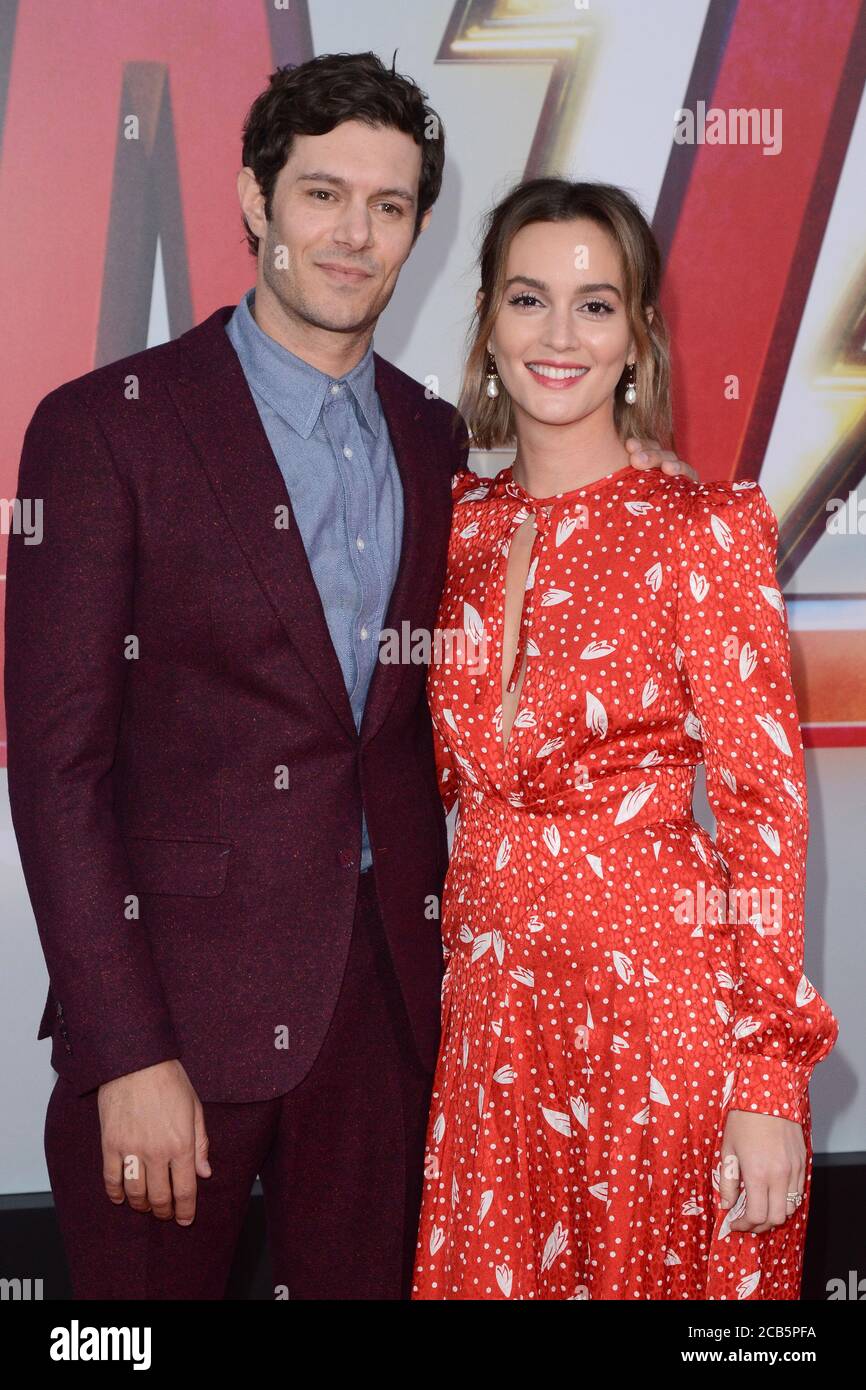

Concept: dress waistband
[[456, 764, 698, 859]]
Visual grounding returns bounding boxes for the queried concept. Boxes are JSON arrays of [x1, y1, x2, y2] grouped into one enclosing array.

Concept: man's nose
[[331, 199, 374, 249]]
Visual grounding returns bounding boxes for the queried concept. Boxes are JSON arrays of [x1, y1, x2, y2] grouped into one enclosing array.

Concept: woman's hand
[[719, 1109, 807, 1232], [625, 436, 699, 481]]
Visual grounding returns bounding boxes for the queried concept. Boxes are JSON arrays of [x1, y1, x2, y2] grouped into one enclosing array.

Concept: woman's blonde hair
[[458, 178, 673, 452]]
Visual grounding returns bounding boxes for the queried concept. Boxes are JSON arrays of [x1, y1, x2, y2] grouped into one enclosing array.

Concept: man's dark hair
[[239, 50, 446, 257]]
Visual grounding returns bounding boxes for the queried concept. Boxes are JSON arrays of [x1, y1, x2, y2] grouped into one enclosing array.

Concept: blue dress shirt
[[225, 287, 404, 871]]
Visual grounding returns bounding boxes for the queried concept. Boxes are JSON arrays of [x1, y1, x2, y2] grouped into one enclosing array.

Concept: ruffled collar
[[488, 462, 636, 511]]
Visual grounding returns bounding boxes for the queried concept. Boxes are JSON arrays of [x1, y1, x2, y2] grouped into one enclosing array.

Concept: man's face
[[241, 119, 431, 337]]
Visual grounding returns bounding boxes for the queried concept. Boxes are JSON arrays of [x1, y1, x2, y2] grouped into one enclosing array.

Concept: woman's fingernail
[[637, 451, 648, 462]]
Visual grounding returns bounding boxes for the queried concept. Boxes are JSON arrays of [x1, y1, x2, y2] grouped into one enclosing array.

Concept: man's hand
[[719, 1110, 807, 1232], [625, 436, 698, 482], [98, 1059, 211, 1226]]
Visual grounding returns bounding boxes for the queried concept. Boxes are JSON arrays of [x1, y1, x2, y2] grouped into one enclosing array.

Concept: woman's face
[[487, 217, 636, 433]]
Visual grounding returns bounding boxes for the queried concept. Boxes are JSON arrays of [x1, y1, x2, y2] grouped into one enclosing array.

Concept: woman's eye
[[506, 293, 615, 314]]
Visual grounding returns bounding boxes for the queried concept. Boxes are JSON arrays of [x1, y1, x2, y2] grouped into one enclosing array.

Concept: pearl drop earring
[[624, 362, 637, 405], [485, 350, 500, 399]]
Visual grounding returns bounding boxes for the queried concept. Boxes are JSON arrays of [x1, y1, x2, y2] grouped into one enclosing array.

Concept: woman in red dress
[[412, 180, 839, 1300]]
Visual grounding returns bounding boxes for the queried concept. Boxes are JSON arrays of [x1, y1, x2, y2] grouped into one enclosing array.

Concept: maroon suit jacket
[[4, 305, 468, 1099]]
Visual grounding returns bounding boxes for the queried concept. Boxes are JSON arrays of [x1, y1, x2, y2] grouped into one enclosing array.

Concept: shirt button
[[343, 446, 353, 459], [356, 537, 365, 550], [330, 383, 342, 395], [360, 625, 369, 640]]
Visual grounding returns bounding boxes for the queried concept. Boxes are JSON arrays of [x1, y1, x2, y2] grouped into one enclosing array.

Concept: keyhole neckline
[[498, 511, 542, 759]]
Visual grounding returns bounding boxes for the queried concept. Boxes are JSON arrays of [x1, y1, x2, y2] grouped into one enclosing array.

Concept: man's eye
[[379, 203, 403, 217]]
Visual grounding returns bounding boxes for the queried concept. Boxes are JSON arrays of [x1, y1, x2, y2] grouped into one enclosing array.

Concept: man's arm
[[625, 435, 699, 480], [5, 391, 180, 1095]]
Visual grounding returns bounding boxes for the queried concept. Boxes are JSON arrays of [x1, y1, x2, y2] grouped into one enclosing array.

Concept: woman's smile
[[525, 360, 590, 389]]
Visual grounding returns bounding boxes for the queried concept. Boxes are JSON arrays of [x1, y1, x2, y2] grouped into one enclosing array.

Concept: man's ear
[[237, 166, 266, 237]]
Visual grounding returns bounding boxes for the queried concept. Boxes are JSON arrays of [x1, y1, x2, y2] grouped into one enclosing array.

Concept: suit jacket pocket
[[123, 835, 234, 897]]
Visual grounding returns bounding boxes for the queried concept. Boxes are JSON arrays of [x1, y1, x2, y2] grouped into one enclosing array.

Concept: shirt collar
[[225, 286, 380, 440]]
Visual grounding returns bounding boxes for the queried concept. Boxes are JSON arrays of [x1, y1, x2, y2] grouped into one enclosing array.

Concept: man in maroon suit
[[4, 53, 690, 1299]]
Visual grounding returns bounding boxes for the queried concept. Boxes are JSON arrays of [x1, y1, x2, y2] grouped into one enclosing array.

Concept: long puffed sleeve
[[674, 480, 839, 1125]]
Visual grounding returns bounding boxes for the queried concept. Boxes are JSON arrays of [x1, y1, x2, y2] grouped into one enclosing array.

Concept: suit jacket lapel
[[358, 354, 441, 746], [167, 307, 357, 739]]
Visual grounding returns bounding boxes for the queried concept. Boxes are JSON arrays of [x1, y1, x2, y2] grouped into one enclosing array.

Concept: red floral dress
[[412, 461, 839, 1301]]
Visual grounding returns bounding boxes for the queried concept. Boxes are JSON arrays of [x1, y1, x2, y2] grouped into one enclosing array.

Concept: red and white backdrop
[[0, 0, 862, 1190]]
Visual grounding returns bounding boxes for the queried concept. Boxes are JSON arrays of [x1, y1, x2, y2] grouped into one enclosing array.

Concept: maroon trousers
[[44, 871, 435, 1299]]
